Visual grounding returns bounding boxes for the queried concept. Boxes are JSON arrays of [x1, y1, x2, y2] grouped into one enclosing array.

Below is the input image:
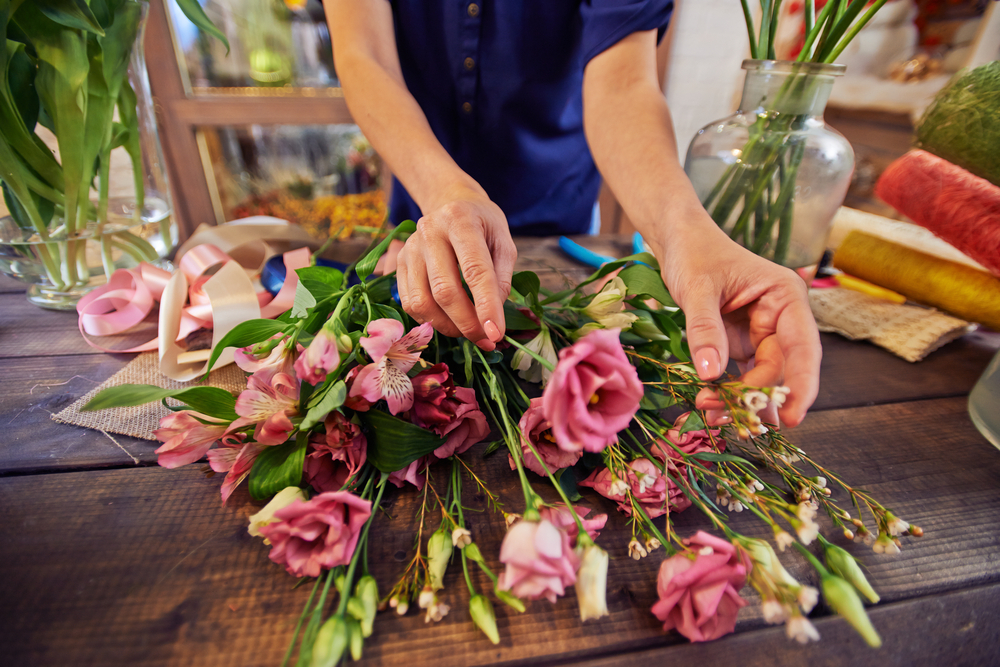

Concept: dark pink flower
[[387, 456, 430, 490], [498, 518, 580, 603], [234, 335, 297, 375], [651, 412, 724, 465], [303, 412, 367, 493], [433, 387, 489, 458], [542, 328, 643, 453], [538, 505, 607, 544], [580, 458, 691, 518], [651, 531, 750, 642], [350, 319, 433, 415], [259, 491, 373, 578], [294, 328, 340, 385], [509, 397, 582, 476], [343, 366, 371, 412], [410, 363, 456, 428], [232, 368, 299, 445], [153, 411, 229, 468]]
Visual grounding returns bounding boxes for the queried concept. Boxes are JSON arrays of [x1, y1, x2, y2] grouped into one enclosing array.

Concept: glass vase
[[684, 60, 854, 276]]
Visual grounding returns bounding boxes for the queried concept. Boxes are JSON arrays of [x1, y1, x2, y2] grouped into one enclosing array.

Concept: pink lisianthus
[[580, 458, 691, 518], [303, 412, 367, 493], [387, 456, 430, 490], [651, 412, 724, 466], [651, 531, 751, 642], [153, 411, 230, 468], [350, 319, 433, 415], [206, 433, 262, 504], [294, 328, 340, 385], [509, 397, 582, 476], [234, 335, 298, 375], [231, 368, 299, 446], [433, 387, 489, 458], [498, 517, 580, 603], [538, 505, 607, 544], [258, 491, 373, 578], [410, 363, 456, 428], [542, 328, 643, 453]]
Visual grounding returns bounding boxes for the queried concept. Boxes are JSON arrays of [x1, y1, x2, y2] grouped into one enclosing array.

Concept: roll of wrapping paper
[[874, 150, 1000, 277], [832, 231, 1000, 331]]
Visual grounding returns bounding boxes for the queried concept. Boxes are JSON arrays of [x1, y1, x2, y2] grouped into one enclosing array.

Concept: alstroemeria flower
[[651, 531, 751, 642], [498, 518, 580, 603], [258, 490, 373, 578], [206, 432, 261, 504], [512, 326, 557, 385], [350, 319, 433, 414], [582, 277, 638, 331], [234, 335, 298, 375], [232, 368, 300, 445], [509, 398, 582, 476], [294, 328, 340, 385], [542, 328, 643, 453], [153, 410, 230, 468]]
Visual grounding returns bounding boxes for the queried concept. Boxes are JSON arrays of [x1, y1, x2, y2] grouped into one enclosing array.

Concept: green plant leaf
[[359, 409, 445, 473], [503, 302, 538, 331], [617, 263, 675, 307], [511, 271, 540, 299], [204, 319, 289, 376], [300, 381, 347, 431], [248, 435, 307, 501], [539, 252, 659, 305], [36, 0, 105, 36], [354, 220, 416, 282], [173, 0, 230, 52], [291, 279, 316, 319], [373, 303, 402, 322], [555, 467, 582, 502], [677, 411, 707, 435], [296, 266, 344, 301], [81, 384, 238, 420], [690, 452, 757, 468]]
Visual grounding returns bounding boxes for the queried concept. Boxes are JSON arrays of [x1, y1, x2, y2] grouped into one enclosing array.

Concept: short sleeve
[[579, 0, 674, 66]]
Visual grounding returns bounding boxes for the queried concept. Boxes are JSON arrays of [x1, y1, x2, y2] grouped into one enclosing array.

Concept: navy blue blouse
[[386, 0, 674, 235]]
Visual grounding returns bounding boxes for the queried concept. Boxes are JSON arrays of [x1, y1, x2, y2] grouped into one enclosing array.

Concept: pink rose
[[303, 412, 367, 493], [508, 398, 582, 476], [651, 531, 750, 642], [259, 491, 372, 578], [580, 458, 691, 518], [542, 328, 643, 453], [498, 518, 580, 603], [538, 504, 607, 544], [153, 410, 229, 468], [433, 387, 489, 458], [294, 328, 340, 385]]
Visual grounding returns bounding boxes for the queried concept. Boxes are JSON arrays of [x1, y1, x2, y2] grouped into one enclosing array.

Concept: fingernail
[[484, 320, 501, 342], [475, 338, 495, 352], [695, 348, 722, 380]]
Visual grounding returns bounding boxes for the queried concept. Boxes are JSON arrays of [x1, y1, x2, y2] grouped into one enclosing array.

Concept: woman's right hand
[[394, 185, 517, 351]]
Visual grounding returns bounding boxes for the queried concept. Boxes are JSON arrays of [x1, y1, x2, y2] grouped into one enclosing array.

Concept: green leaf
[[359, 409, 445, 473], [204, 319, 289, 376], [677, 411, 707, 435], [503, 302, 538, 331], [291, 280, 317, 319], [296, 266, 344, 301], [617, 264, 675, 308], [174, 0, 230, 52], [648, 308, 689, 361], [248, 434, 308, 501], [354, 220, 416, 282], [481, 440, 503, 457], [539, 252, 659, 305], [81, 384, 238, 421], [511, 271, 540, 300], [373, 303, 402, 322], [555, 468, 582, 502], [691, 452, 757, 468], [300, 381, 347, 431], [639, 390, 677, 411], [36, 0, 105, 36]]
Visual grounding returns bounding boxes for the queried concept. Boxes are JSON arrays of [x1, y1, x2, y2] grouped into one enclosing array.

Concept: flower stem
[[503, 335, 556, 372]]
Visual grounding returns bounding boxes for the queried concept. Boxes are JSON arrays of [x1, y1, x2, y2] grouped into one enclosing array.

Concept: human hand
[[653, 213, 822, 428], [395, 186, 517, 351]]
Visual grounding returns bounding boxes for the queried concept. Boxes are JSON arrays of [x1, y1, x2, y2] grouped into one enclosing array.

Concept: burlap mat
[[810, 287, 975, 362], [52, 352, 248, 441]]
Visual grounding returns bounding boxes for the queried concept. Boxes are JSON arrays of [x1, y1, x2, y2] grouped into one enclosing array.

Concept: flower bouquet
[[84, 223, 918, 662]]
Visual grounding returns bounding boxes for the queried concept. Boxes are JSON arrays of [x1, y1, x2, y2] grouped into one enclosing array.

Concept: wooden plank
[[0, 294, 105, 359], [2, 396, 999, 664], [0, 355, 155, 473]]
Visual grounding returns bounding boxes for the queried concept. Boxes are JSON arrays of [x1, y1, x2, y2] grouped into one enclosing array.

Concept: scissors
[[558, 232, 648, 268]]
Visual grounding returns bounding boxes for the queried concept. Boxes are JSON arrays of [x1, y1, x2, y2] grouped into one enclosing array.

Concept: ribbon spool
[[77, 218, 315, 381], [832, 231, 1000, 331]]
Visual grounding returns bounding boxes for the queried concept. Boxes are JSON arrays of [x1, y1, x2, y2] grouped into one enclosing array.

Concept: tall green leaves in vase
[[0, 0, 226, 294]]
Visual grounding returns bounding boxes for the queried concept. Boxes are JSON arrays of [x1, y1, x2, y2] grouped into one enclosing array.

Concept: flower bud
[[574, 544, 609, 621], [463, 542, 484, 563], [418, 586, 435, 610], [348, 618, 364, 661], [630, 310, 669, 341], [355, 575, 379, 637], [248, 487, 308, 541], [824, 544, 879, 604], [741, 538, 799, 588], [337, 333, 353, 355], [395, 599, 409, 616], [311, 615, 348, 667], [494, 586, 526, 613], [427, 527, 453, 591], [821, 575, 882, 648], [469, 594, 501, 644]]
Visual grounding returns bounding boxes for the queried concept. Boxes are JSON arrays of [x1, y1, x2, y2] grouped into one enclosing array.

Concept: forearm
[[582, 31, 727, 261], [325, 1, 484, 213]]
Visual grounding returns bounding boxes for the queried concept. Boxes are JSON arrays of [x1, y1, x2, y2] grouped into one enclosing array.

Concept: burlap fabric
[[52, 352, 248, 441], [809, 287, 975, 362]]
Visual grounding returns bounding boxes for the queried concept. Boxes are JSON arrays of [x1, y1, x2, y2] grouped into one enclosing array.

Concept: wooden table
[[2, 236, 999, 666]]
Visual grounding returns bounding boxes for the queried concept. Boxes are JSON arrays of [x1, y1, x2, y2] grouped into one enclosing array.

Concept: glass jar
[[684, 60, 854, 276]]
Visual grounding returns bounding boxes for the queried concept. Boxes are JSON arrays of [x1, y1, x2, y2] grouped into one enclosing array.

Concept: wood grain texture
[[0, 294, 102, 359], [2, 396, 998, 665]]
